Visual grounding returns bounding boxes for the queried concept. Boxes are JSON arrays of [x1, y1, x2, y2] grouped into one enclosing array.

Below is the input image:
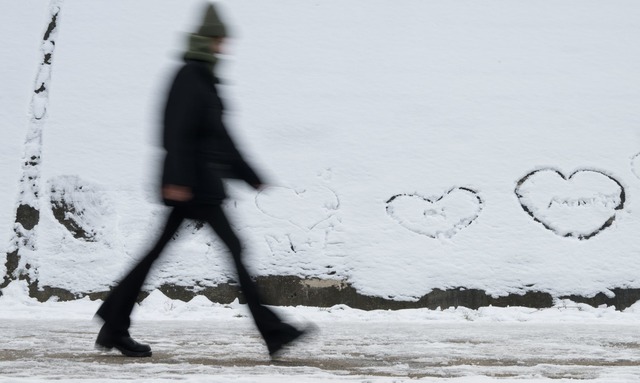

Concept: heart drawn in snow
[[255, 185, 339, 230], [386, 187, 483, 238], [515, 169, 625, 240]]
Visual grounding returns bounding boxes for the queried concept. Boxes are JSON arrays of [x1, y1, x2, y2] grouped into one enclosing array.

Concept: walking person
[[95, 3, 310, 358]]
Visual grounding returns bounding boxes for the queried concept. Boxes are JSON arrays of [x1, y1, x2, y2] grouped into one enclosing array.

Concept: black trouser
[[96, 204, 297, 347]]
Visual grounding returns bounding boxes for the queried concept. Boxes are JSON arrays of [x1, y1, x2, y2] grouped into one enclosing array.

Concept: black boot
[[267, 324, 317, 359], [95, 325, 152, 357]]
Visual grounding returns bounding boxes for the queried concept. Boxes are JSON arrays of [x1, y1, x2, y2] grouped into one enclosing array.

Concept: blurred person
[[94, 3, 311, 358]]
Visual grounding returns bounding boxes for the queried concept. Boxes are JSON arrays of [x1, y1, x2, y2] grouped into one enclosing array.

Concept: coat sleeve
[[162, 67, 201, 188], [217, 124, 264, 187]]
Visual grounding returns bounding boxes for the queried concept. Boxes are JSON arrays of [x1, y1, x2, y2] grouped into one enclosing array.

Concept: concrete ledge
[[10, 275, 640, 311]]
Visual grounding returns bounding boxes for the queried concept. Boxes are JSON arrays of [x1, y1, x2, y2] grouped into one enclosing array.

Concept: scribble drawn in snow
[[386, 188, 483, 238], [515, 169, 624, 240], [255, 185, 339, 230], [48, 175, 116, 243], [255, 185, 345, 278], [631, 153, 640, 180]]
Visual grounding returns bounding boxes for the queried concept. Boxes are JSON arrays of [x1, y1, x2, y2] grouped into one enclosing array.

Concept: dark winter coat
[[161, 59, 262, 205]]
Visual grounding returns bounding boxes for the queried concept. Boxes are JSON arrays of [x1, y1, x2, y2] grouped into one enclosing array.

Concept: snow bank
[[1, 0, 640, 302]]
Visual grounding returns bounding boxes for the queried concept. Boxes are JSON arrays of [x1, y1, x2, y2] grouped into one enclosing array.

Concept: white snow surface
[[1, 0, 640, 300]]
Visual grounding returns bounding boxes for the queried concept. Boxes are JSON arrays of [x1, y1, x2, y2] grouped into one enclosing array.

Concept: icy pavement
[[2, 283, 640, 382], [2, 318, 640, 382]]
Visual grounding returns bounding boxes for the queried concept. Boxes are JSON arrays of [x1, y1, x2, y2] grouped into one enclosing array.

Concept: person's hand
[[253, 183, 271, 191], [163, 184, 193, 202]]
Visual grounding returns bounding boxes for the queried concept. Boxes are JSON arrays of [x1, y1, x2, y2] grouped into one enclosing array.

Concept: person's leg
[[203, 204, 305, 355], [95, 207, 185, 355]]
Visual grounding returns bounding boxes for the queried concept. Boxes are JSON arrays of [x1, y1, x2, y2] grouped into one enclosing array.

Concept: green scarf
[[184, 34, 216, 69]]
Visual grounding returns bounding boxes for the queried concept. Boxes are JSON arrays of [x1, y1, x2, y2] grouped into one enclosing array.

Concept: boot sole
[[95, 342, 152, 357]]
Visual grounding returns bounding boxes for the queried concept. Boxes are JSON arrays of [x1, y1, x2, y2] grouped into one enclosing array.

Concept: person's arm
[[215, 123, 264, 189]]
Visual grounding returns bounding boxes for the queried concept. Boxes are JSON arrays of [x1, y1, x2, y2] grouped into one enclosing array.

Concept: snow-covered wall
[[2, 0, 640, 305]]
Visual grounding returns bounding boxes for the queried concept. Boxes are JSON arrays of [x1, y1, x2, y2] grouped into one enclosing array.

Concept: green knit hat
[[196, 3, 227, 38]]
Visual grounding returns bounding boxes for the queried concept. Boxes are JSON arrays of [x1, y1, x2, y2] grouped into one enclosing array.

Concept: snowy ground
[[2, 284, 640, 382], [3, 318, 640, 382], [3, 2, 640, 380]]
